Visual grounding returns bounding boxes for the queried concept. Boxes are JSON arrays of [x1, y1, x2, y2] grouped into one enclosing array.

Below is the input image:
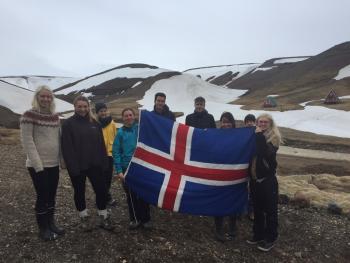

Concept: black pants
[[28, 166, 59, 214], [104, 157, 114, 202], [250, 176, 278, 242], [214, 215, 237, 234], [122, 182, 150, 223], [69, 166, 107, 211]]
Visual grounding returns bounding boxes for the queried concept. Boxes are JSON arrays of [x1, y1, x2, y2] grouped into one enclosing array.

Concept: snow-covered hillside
[[0, 76, 78, 91], [0, 81, 73, 114], [139, 74, 247, 112], [184, 64, 260, 83], [56, 67, 171, 95], [139, 74, 350, 138], [184, 57, 312, 86]]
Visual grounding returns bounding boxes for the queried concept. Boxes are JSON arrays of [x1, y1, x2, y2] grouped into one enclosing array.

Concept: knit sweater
[[20, 109, 61, 172]]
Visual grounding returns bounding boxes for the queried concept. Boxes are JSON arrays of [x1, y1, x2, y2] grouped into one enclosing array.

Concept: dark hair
[[194, 96, 205, 103], [220, 112, 235, 128], [244, 114, 256, 123], [154, 92, 166, 102], [95, 102, 107, 113], [121, 108, 136, 116]]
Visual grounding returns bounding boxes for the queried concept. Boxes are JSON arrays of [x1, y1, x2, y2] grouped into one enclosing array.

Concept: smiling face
[[122, 110, 135, 127], [155, 95, 166, 113], [194, 101, 205, 113], [97, 108, 109, 119], [245, 120, 256, 127], [37, 89, 53, 110], [220, 117, 233, 129], [74, 100, 90, 117], [257, 117, 271, 132]]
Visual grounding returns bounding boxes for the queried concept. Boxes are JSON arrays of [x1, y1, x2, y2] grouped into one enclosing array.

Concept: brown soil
[[0, 131, 349, 262]]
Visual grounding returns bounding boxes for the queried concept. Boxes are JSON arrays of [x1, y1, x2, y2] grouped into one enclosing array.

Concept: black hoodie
[[185, 110, 216, 129], [152, 104, 176, 121]]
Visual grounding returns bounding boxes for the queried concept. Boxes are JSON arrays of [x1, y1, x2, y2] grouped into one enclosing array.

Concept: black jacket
[[185, 110, 216, 129], [61, 114, 108, 176], [152, 104, 175, 121], [253, 132, 278, 179]]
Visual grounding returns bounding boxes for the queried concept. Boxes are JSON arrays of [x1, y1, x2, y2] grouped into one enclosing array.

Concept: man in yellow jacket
[[95, 103, 118, 206]]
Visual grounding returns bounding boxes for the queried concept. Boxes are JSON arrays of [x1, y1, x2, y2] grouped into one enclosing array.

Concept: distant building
[[263, 96, 277, 107], [324, 89, 340, 104]]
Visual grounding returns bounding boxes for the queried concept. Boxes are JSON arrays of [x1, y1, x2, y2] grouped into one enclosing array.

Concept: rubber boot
[[36, 212, 58, 241], [214, 217, 225, 242], [47, 208, 65, 235]]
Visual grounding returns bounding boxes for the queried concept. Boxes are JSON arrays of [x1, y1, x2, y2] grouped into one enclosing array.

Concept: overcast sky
[[1, 0, 349, 77]]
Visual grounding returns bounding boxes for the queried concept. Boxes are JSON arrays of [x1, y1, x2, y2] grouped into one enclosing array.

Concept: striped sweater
[[20, 109, 61, 172]]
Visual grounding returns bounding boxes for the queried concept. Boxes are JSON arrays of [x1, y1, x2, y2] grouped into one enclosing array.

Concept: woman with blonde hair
[[61, 95, 114, 231], [246, 113, 282, 252], [20, 85, 64, 241]]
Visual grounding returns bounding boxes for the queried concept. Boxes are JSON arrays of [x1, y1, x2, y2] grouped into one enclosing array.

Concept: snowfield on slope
[[0, 81, 73, 114], [56, 67, 171, 95], [139, 74, 350, 138]]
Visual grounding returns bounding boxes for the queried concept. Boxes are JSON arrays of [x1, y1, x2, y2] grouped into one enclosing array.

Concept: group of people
[[20, 86, 281, 252]]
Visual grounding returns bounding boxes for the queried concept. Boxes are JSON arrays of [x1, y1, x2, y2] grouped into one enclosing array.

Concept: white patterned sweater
[[20, 109, 60, 172]]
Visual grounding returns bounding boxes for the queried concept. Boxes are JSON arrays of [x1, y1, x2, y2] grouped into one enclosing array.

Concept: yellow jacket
[[102, 120, 117, 156]]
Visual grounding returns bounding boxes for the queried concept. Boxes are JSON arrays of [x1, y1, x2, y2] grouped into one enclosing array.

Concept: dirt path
[[279, 146, 350, 162]]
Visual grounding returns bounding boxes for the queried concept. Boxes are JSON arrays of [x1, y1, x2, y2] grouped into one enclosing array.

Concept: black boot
[[214, 217, 225, 242], [47, 208, 65, 235], [36, 212, 58, 241]]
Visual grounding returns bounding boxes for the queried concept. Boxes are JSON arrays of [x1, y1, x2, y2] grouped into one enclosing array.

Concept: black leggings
[[104, 156, 114, 202], [250, 176, 279, 242], [28, 166, 59, 214], [69, 166, 107, 211]]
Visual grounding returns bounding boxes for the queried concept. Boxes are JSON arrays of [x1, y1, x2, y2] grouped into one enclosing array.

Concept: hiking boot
[[80, 216, 94, 232], [142, 221, 153, 230], [246, 237, 264, 245], [99, 215, 114, 231], [257, 240, 276, 252], [129, 220, 141, 230]]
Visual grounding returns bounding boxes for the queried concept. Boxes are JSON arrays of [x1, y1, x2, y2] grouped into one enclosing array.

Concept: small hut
[[263, 96, 277, 107], [324, 89, 340, 104]]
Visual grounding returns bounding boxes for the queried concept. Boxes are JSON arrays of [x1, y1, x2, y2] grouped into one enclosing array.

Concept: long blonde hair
[[73, 95, 97, 122], [257, 113, 282, 147], [32, 85, 56, 113]]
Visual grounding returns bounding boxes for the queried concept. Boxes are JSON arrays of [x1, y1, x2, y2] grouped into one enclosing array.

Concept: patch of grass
[[0, 128, 20, 145]]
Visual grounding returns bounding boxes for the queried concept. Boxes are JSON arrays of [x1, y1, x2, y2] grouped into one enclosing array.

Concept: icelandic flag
[[125, 110, 256, 216]]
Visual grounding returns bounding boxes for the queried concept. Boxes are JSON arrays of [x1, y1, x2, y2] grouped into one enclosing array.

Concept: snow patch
[[0, 81, 73, 114], [273, 57, 310, 64], [0, 76, 77, 91], [334, 64, 350, 80], [57, 67, 170, 95]]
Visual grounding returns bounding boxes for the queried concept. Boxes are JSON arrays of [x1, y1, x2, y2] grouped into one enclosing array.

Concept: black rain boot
[[36, 212, 58, 241], [47, 208, 65, 235], [228, 215, 237, 240], [214, 217, 225, 242]]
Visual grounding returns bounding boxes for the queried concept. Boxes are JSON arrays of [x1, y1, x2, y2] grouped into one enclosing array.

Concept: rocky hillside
[[226, 42, 350, 109]]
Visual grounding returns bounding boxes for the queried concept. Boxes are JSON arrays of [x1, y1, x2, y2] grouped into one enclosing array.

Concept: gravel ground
[[0, 143, 349, 263]]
